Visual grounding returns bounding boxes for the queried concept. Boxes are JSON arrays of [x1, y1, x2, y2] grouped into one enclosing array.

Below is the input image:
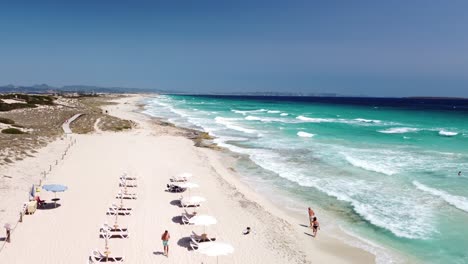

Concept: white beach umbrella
[[185, 195, 206, 204], [177, 182, 199, 196], [178, 172, 193, 179], [197, 242, 234, 264], [188, 214, 217, 226], [177, 182, 199, 189], [189, 214, 217, 233]]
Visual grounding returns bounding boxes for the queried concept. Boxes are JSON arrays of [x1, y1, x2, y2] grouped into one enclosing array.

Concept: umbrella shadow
[[37, 203, 62, 210], [170, 200, 181, 207], [177, 237, 192, 251], [172, 216, 184, 225]]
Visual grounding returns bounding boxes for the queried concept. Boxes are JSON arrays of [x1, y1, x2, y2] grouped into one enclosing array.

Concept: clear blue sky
[[1, 0, 467, 97]]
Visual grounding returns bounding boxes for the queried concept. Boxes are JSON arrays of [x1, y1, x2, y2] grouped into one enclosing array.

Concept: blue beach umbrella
[[42, 184, 68, 207]]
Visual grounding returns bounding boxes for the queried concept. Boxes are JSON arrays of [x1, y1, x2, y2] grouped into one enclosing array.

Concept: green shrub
[[0, 117, 15, 124], [1, 128, 25, 134]]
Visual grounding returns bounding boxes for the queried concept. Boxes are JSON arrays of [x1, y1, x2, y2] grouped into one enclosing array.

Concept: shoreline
[[0, 93, 376, 263], [136, 94, 414, 264], [134, 95, 386, 262]]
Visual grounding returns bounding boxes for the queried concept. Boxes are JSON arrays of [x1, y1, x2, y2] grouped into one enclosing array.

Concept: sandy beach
[[0, 94, 375, 264]]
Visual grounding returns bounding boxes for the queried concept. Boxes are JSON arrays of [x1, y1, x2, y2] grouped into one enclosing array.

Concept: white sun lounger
[[120, 173, 137, 181], [99, 229, 130, 239], [100, 223, 128, 233], [116, 191, 137, 200], [119, 179, 137, 188], [191, 231, 216, 243], [170, 176, 188, 182], [90, 249, 125, 262], [111, 204, 132, 211], [107, 207, 132, 216]]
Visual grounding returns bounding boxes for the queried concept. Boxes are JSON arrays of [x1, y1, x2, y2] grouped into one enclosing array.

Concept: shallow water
[[144, 94, 468, 264]]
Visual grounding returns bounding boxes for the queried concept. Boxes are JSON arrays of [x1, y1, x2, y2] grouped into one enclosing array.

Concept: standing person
[[161, 230, 170, 257], [458, 171, 462, 176], [308, 207, 315, 227], [312, 217, 320, 237]]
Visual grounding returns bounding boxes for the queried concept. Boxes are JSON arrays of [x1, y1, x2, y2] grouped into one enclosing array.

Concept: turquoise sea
[[144, 95, 468, 264]]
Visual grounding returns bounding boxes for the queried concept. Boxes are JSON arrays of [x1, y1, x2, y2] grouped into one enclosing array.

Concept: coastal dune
[[0, 95, 374, 263]]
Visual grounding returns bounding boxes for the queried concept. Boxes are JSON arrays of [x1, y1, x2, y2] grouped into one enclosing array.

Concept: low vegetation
[[0, 94, 54, 112], [1, 128, 25, 134], [0, 117, 15, 124]]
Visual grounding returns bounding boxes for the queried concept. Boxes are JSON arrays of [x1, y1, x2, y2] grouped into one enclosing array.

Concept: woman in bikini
[[312, 217, 320, 237]]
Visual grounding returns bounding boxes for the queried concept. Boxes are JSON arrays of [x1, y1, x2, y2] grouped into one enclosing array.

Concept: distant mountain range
[[0, 84, 167, 94], [0, 84, 349, 97]]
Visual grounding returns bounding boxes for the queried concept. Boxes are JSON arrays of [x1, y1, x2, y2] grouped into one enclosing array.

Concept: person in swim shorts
[[161, 230, 170, 257]]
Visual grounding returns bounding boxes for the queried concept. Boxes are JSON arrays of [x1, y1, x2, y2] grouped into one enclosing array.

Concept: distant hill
[[0, 84, 168, 94]]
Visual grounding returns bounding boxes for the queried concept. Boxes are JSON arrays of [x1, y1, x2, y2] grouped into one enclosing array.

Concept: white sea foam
[[214, 117, 257, 134], [296, 115, 333, 123], [245, 115, 292, 123], [297, 131, 315, 138], [267, 110, 281, 113], [231, 109, 267, 115], [297, 115, 394, 126], [378, 127, 419, 134], [225, 143, 434, 239], [280, 113, 289, 116], [413, 181, 468, 213], [354, 118, 381, 123], [343, 154, 398, 175], [438, 130, 458, 137], [245, 115, 262, 121]]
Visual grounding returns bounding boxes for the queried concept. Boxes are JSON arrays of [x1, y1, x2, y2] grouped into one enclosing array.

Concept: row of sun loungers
[[89, 173, 138, 263]]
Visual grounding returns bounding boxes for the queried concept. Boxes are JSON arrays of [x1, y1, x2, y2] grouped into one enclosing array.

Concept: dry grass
[[0, 94, 134, 167]]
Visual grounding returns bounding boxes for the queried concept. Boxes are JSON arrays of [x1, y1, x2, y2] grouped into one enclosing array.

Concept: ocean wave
[[280, 113, 289, 116], [245, 115, 262, 121], [214, 117, 257, 134], [267, 110, 281, 114], [297, 131, 315, 138], [343, 154, 398, 175], [354, 118, 381, 123], [231, 109, 267, 115], [439, 130, 458, 137], [297, 115, 395, 126], [378, 127, 419, 134], [296, 115, 333, 123], [208, 140, 434, 239], [244, 115, 291, 123], [413, 181, 468, 213]]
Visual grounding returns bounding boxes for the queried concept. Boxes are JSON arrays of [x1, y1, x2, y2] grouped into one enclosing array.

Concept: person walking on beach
[[161, 230, 170, 257], [312, 217, 320, 237], [308, 207, 315, 227]]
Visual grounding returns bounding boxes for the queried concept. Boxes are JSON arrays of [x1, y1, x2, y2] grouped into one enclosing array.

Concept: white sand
[[0, 95, 375, 263]]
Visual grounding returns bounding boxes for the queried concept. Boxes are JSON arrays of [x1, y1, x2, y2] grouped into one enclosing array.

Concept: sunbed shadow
[[0, 237, 6, 241], [88, 256, 124, 262], [153, 251, 164, 255], [106, 212, 131, 216], [99, 234, 129, 239], [116, 197, 136, 200], [170, 200, 181, 206], [37, 203, 62, 210], [304, 232, 315, 237], [177, 237, 192, 250], [172, 216, 183, 224], [119, 184, 137, 188]]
